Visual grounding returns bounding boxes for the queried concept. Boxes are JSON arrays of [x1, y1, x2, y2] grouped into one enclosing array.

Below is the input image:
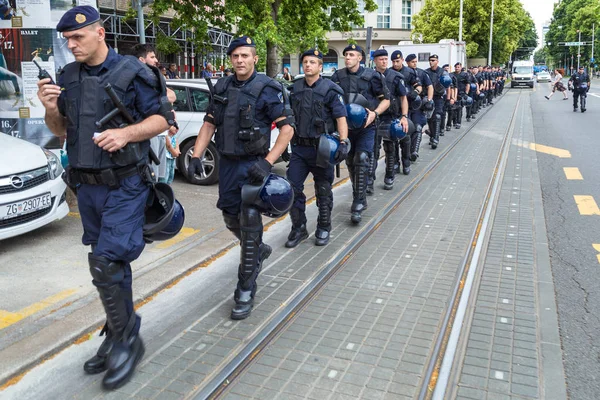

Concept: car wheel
[[178, 140, 220, 185]]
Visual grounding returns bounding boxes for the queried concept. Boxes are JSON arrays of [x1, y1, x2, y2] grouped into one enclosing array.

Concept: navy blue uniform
[[569, 71, 590, 111]]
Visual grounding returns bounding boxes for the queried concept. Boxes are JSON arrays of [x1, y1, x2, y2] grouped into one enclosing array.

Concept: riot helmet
[[409, 95, 422, 110], [316, 133, 347, 168], [345, 104, 368, 130], [241, 174, 294, 218], [439, 73, 452, 88], [143, 183, 185, 243], [389, 119, 407, 140]]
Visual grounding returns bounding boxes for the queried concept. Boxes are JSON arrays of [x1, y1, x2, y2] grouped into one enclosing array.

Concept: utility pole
[[577, 29, 581, 69], [592, 23, 595, 75], [488, 0, 495, 65], [459, 0, 464, 42], [136, 0, 145, 44]]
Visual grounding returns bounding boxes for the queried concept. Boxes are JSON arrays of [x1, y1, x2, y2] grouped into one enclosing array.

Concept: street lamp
[[459, 0, 464, 42], [488, 0, 495, 65], [577, 29, 581, 69]]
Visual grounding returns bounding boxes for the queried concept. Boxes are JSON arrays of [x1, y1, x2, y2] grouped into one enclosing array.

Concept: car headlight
[[43, 149, 64, 180]]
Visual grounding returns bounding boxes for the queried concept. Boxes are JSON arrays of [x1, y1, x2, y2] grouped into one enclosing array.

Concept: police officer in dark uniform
[[405, 53, 433, 160], [485, 66, 494, 105], [452, 62, 470, 129], [390, 50, 412, 174], [372, 49, 410, 188], [285, 49, 348, 248], [37, 6, 174, 389], [425, 54, 447, 149], [569, 66, 590, 112], [331, 44, 389, 224], [465, 66, 478, 121], [475, 66, 485, 113], [188, 36, 295, 320], [443, 64, 458, 132]]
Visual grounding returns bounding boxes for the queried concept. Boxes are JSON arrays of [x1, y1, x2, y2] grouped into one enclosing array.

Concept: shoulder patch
[[277, 91, 283, 103], [338, 94, 344, 105]]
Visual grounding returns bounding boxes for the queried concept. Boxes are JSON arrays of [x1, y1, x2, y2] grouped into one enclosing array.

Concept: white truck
[[379, 39, 467, 70], [510, 60, 535, 88]]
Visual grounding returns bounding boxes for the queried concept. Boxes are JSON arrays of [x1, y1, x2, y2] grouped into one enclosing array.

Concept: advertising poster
[[0, 1, 95, 148]]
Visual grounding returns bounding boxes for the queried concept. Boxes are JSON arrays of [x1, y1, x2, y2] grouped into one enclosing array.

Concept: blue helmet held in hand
[[409, 95, 422, 110], [143, 183, 185, 243], [345, 103, 368, 130], [316, 133, 344, 168], [389, 119, 407, 140], [440, 74, 452, 88], [470, 83, 477, 92], [241, 174, 294, 218], [465, 96, 473, 106]]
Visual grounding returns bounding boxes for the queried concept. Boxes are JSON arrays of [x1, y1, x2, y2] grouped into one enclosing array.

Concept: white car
[[166, 79, 282, 185], [0, 135, 69, 240], [536, 71, 551, 83]]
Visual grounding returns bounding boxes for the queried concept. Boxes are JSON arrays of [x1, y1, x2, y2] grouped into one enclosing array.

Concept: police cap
[[227, 35, 256, 56], [454, 62, 462, 67], [442, 64, 449, 69], [343, 44, 363, 55], [56, 6, 100, 32], [391, 50, 403, 61], [405, 54, 417, 62], [429, 54, 439, 60], [301, 49, 323, 62], [372, 49, 388, 58]]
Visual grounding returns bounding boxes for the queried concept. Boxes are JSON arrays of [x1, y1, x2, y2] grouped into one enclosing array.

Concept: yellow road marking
[[594, 244, 600, 264], [68, 212, 80, 218], [574, 195, 600, 216], [0, 289, 78, 330], [563, 167, 583, 180], [155, 227, 200, 249], [528, 143, 571, 158]]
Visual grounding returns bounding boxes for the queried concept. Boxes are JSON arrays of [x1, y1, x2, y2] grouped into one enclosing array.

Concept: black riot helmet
[[143, 183, 185, 243]]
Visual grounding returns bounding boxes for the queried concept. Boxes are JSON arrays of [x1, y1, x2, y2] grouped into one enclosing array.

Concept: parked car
[[536, 71, 551, 83], [0, 134, 69, 240], [166, 79, 283, 185]]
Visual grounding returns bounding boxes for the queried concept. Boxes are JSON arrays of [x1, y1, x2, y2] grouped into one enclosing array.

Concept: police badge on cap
[[56, 6, 100, 32]]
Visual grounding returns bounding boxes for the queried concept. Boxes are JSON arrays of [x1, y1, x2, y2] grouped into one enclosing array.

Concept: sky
[[519, 0, 558, 48]]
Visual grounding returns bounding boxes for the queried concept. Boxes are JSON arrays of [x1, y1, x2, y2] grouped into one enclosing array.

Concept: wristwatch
[[401, 114, 408, 118], [340, 138, 350, 146], [374, 111, 379, 119]]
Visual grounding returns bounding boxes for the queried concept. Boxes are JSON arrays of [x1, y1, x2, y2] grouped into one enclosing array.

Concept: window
[[169, 87, 190, 112], [418, 53, 430, 62], [351, 0, 365, 29], [377, 0, 391, 29], [190, 88, 210, 112], [401, 0, 412, 29]]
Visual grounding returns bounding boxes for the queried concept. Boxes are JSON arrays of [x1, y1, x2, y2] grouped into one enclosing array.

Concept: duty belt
[[292, 136, 320, 147], [71, 164, 140, 189]]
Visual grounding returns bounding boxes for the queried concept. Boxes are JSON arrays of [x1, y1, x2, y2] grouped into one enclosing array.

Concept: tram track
[[191, 89, 518, 400]]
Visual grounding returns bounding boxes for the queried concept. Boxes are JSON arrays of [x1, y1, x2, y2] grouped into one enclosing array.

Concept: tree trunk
[[266, 0, 282, 78]]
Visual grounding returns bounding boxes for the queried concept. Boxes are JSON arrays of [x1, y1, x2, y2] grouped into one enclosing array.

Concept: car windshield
[[513, 67, 532, 74]]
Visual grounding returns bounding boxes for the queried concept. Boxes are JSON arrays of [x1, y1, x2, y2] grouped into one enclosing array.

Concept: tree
[[534, 47, 548, 64], [412, 0, 537, 65], [146, 0, 376, 77]]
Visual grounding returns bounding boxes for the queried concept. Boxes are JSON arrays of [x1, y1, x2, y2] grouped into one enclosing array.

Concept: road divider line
[[574, 195, 600, 215], [528, 143, 571, 158], [563, 167, 583, 180], [67, 212, 80, 218], [0, 289, 78, 330], [155, 227, 200, 249], [589, 93, 600, 98]]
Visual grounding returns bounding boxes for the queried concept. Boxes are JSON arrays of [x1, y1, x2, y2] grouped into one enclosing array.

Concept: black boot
[[383, 140, 395, 190], [88, 254, 144, 390], [351, 152, 369, 224], [431, 115, 441, 150], [285, 208, 308, 248], [314, 182, 332, 246], [399, 136, 411, 175], [83, 323, 113, 374], [410, 125, 422, 162], [366, 151, 375, 195]]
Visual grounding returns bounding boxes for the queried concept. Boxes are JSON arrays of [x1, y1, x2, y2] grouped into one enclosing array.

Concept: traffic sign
[[564, 42, 586, 46], [591, 58, 595, 62]]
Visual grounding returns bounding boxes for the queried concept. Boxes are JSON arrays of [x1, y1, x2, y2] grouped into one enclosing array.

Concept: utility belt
[[63, 163, 153, 191], [221, 154, 263, 161], [292, 136, 320, 147]]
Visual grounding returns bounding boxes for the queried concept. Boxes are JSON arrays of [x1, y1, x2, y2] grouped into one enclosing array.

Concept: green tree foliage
[[412, 0, 537, 64], [534, 47, 548, 64], [146, 0, 376, 77], [545, 0, 600, 69]]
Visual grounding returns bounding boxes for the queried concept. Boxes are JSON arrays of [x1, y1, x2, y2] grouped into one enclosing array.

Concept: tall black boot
[[366, 151, 375, 195], [351, 151, 369, 224], [314, 182, 333, 246], [383, 140, 396, 190], [410, 125, 422, 161], [83, 323, 113, 374], [399, 136, 411, 175], [431, 114, 441, 149], [88, 254, 145, 390], [231, 206, 265, 320], [285, 206, 308, 248]]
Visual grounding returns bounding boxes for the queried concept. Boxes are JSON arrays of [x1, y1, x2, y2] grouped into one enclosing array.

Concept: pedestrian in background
[[167, 63, 180, 79], [545, 69, 568, 100], [159, 126, 180, 185], [282, 67, 293, 81], [201, 62, 214, 78]]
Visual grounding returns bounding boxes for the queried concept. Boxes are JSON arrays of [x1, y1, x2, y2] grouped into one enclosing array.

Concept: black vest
[[334, 67, 378, 110], [426, 67, 445, 96], [291, 78, 343, 139], [382, 69, 403, 120], [212, 74, 277, 157], [62, 56, 156, 170]]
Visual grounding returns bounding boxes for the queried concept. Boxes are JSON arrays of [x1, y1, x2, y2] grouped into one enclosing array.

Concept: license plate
[[1, 193, 52, 221]]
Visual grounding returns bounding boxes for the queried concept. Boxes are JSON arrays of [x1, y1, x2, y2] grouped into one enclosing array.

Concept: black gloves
[[188, 157, 205, 182], [248, 158, 272, 183], [334, 141, 349, 164], [281, 148, 291, 163]]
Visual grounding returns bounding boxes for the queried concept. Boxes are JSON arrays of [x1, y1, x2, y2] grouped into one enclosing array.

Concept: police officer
[[465, 66, 478, 121], [452, 62, 470, 129], [188, 36, 295, 320], [569, 65, 590, 113], [331, 44, 389, 224], [475, 66, 485, 113], [285, 49, 348, 248], [390, 50, 412, 174], [37, 6, 174, 389], [372, 49, 410, 189], [425, 54, 447, 149], [405, 53, 433, 160], [443, 64, 458, 132], [485, 66, 494, 106]]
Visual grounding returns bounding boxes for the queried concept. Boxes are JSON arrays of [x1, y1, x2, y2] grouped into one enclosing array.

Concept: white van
[[511, 60, 535, 88]]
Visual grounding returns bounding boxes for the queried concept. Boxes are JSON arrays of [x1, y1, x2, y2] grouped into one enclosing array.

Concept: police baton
[[336, 163, 341, 178], [97, 83, 160, 166]]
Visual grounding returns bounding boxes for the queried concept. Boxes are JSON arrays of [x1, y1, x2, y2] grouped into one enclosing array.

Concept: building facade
[[286, 0, 425, 75]]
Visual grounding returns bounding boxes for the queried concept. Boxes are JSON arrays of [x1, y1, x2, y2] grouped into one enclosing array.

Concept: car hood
[[0, 134, 48, 176]]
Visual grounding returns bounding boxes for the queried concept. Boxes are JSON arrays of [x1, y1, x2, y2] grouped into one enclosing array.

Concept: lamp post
[[577, 29, 581, 69], [488, 0, 495, 65], [459, 0, 464, 42]]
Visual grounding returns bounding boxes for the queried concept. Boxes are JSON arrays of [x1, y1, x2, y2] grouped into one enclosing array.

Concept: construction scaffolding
[[99, 11, 234, 78]]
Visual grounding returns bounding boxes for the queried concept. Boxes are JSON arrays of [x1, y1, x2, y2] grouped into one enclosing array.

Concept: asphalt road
[[531, 80, 600, 399]]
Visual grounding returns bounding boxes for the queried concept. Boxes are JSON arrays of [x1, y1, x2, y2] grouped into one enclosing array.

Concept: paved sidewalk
[[450, 93, 567, 399], [1, 93, 515, 400]]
